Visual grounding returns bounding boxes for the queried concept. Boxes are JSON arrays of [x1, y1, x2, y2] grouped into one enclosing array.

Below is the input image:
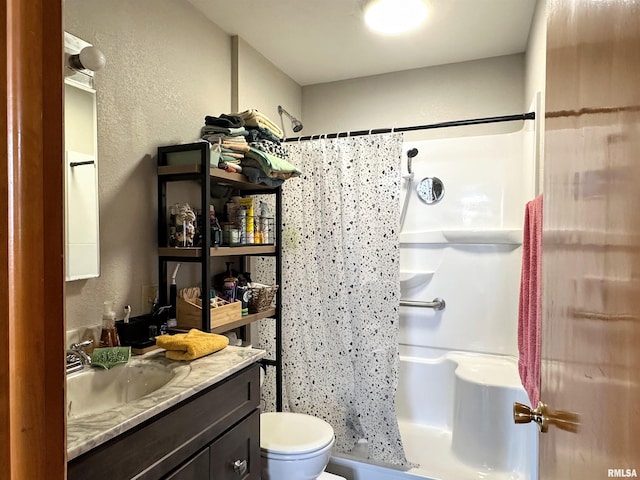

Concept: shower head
[[291, 118, 304, 133], [278, 105, 304, 134], [406, 148, 418, 175]]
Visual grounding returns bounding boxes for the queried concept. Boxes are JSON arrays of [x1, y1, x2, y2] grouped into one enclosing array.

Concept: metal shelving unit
[[157, 141, 283, 411]]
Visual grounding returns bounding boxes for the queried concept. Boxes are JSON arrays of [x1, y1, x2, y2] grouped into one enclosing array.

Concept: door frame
[[1, 1, 66, 478]]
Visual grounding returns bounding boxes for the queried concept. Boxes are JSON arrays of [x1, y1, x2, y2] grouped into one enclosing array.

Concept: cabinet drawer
[[165, 448, 209, 480], [210, 410, 260, 480]]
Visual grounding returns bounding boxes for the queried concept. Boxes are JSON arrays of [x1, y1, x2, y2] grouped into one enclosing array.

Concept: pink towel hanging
[[518, 195, 543, 406]]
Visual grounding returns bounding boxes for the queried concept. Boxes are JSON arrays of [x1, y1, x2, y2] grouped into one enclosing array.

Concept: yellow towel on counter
[[156, 329, 229, 361]]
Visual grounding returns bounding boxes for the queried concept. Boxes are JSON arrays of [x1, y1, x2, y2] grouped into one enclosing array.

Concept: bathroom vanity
[[67, 346, 264, 480]]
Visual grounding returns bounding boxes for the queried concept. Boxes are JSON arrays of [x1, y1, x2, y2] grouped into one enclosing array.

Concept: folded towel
[[243, 147, 301, 179], [518, 195, 543, 406], [232, 109, 284, 139], [222, 142, 251, 152], [245, 126, 282, 144], [202, 125, 248, 137], [205, 114, 245, 128], [241, 166, 285, 187], [220, 148, 244, 159], [156, 329, 229, 361]]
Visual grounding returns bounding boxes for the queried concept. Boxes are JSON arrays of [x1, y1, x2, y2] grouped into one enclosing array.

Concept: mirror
[[64, 32, 100, 281]]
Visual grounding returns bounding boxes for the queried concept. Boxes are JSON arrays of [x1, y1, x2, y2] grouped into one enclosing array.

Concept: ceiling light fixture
[[364, 0, 428, 35]]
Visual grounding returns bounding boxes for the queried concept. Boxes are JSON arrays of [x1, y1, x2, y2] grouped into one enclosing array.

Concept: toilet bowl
[[261, 411, 340, 480]]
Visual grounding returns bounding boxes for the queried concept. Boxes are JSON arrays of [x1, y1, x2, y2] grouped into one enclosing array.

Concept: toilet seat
[[261, 412, 335, 454]]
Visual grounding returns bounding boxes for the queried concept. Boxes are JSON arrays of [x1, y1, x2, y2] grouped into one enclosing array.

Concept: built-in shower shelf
[[400, 271, 435, 290], [400, 229, 522, 245]]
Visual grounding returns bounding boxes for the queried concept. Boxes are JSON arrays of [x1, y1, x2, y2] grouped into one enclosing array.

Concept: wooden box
[[176, 296, 242, 331]]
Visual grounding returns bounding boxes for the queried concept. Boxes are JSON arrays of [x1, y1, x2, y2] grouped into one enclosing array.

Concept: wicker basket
[[248, 284, 279, 314]]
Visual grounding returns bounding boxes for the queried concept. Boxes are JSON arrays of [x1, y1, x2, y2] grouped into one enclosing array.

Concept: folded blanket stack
[[202, 109, 301, 185], [201, 114, 249, 173], [232, 109, 284, 139], [155, 329, 229, 361]]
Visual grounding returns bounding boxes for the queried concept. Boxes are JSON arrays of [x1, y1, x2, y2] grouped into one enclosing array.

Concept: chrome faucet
[[66, 339, 93, 374]]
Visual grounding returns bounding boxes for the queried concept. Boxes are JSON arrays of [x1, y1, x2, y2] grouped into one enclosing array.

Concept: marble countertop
[[66, 345, 265, 461]]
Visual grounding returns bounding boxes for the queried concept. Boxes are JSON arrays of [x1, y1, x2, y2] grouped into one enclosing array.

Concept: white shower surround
[[326, 127, 539, 479]]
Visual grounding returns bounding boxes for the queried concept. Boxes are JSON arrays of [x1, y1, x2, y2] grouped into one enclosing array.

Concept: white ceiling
[[186, 0, 538, 86]]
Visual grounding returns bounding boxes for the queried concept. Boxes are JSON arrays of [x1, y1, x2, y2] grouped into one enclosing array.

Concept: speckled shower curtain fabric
[[280, 133, 409, 468]]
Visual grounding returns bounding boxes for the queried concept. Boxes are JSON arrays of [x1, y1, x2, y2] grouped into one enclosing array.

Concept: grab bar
[[400, 297, 446, 311]]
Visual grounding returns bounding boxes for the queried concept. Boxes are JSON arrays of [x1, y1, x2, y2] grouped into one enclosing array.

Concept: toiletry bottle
[[222, 262, 237, 303], [238, 197, 254, 244], [236, 273, 249, 316], [236, 208, 247, 244], [99, 300, 120, 347], [210, 205, 222, 246]]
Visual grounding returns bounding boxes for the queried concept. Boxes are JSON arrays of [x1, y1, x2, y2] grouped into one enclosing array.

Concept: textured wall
[[64, 0, 232, 329], [301, 54, 525, 141], [235, 37, 302, 136]]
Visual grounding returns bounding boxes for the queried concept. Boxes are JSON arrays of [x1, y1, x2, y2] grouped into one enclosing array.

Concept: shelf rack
[[157, 141, 283, 411]]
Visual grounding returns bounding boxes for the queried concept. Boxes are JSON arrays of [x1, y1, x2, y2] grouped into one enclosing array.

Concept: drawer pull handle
[[233, 459, 247, 475]]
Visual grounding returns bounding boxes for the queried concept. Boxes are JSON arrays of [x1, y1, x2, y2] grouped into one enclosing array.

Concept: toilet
[[260, 411, 344, 480]]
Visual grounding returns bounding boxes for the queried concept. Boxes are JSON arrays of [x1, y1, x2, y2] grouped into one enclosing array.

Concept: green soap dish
[[91, 346, 131, 370]]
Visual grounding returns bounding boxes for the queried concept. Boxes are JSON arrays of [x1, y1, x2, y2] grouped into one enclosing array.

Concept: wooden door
[[1, 1, 66, 479], [541, 0, 640, 477]]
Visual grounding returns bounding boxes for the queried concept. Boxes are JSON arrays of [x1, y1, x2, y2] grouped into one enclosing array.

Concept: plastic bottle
[[236, 273, 249, 316], [99, 300, 120, 347], [236, 208, 247, 244]]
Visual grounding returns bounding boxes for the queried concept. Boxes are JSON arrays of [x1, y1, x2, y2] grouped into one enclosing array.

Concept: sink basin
[[66, 361, 176, 419]]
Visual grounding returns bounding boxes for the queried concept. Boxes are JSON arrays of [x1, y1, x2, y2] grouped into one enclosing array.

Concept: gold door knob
[[513, 402, 580, 433]]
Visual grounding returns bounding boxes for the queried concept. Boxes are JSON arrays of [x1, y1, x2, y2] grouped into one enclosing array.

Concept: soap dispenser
[[99, 300, 120, 348]]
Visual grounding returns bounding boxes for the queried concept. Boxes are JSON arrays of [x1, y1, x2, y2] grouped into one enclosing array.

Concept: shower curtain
[[279, 133, 409, 467]]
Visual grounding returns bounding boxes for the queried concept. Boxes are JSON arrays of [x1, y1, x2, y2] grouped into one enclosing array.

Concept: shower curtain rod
[[283, 111, 535, 142]]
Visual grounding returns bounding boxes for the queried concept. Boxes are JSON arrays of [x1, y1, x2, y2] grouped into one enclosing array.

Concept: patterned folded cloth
[[156, 329, 229, 361], [250, 140, 289, 159]]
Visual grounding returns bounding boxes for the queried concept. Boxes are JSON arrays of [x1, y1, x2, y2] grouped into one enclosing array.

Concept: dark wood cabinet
[[209, 409, 260, 480], [68, 364, 261, 480], [165, 449, 209, 480]]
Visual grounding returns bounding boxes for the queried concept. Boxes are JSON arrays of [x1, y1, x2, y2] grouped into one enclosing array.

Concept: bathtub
[[327, 350, 538, 480]]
